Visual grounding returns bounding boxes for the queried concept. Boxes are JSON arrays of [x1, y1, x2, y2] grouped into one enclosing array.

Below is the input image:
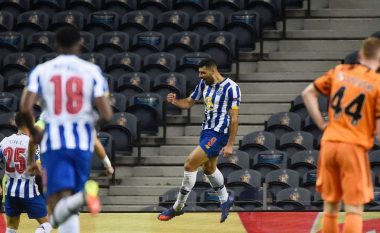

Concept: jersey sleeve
[[313, 68, 335, 96], [0, 139, 5, 159], [92, 67, 109, 98], [190, 80, 205, 101], [228, 84, 241, 110], [375, 85, 380, 118], [26, 66, 41, 95]]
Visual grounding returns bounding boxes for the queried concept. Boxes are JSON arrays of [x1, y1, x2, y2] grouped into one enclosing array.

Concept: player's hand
[[105, 166, 114, 176], [221, 145, 234, 157], [27, 163, 42, 176], [167, 93, 177, 104]]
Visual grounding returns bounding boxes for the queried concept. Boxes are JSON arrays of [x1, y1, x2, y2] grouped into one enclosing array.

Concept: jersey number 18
[[51, 75, 83, 115]]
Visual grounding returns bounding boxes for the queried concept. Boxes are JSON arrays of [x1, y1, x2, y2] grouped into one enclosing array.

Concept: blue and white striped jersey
[[26, 55, 109, 153], [0, 134, 40, 198], [191, 78, 241, 134]]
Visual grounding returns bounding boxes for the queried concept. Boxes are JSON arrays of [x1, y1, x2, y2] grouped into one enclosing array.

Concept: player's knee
[[345, 204, 363, 215], [324, 201, 340, 214], [203, 165, 216, 175], [184, 159, 197, 172]]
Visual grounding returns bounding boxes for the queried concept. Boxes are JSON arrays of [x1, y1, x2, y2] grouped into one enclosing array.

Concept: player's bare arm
[[302, 83, 327, 131], [167, 93, 195, 109], [94, 131, 114, 176], [221, 108, 239, 157], [95, 96, 113, 122], [20, 91, 41, 141], [376, 119, 380, 141]]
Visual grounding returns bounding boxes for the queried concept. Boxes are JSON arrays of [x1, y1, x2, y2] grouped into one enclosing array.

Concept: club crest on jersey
[[216, 87, 224, 95], [205, 137, 217, 149], [205, 96, 214, 111]]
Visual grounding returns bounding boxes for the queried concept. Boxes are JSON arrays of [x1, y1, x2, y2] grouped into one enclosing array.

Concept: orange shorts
[[317, 141, 374, 205]]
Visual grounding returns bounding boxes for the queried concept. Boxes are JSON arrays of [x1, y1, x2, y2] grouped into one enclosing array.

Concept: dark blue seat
[[251, 150, 287, 178], [116, 72, 150, 104], [5, 72, 28, 99], [239, 131, 276, 157], [276, 187, 311, 210], [109, 93, 127, 113], [32, 0, 65, 15], [265, 169, 299, 196], [265, 112, 301, 140], [210, 0, 244, 17], [159, 187, 197, 209], [217, 150, 249, 179], [289, 150, 319, 178], [0, 11, 14, 31], [166, 31, 201, 63], [39, 52, 58, 63], [0, 31, 24, 57], [0, 93, 17, 114], [0, 111, 17, 136], [236, 187, 273, 209], [226, 169, 261, 188], [2, 52, 36, 79], [79, 53, 106, 71], [119, 11, 154, 38], [14, 10, 49, 37], [246, 0, 281, 29], [138, 0, 172, 16], [154, 10, 190, 37], [301, 169, 317, 193], [96, 32, 130, 57], [344, 51, 359, 65], [85, 11, 119, 36], [130, 31, 165, 58], [0, 0, 29, 16], [25, 31, 55, 57], [174, 0, 209, 16], [278, 131, 314, 159], [141, 52, 176, 78], [104, 0, 137, 17], [190, 10, 224, 35], [91, 132, 113, 175], [67, 0, 102, 15], [103, 73, 115, 93], [79, 31, 95, 52], [107, 53, 141, 79], [50, 11, 84, 31]]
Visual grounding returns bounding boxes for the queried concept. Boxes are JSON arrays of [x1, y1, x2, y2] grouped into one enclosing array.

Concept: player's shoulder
[[224, 78, 240, 89]]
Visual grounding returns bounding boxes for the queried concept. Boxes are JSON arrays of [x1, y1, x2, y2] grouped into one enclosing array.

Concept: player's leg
[[23, 194, 52, 233], [158, 146, 209, 221], [342, 204, 364, 233], [322, 201, 340, 233], [34, 216, 52, 233], [5, 216, 20, 233], [4, 195, 21, 233], [57, 214, 80, 233]]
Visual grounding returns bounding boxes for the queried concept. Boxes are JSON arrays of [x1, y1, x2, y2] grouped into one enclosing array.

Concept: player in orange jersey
[[302, 37, 380, 233]]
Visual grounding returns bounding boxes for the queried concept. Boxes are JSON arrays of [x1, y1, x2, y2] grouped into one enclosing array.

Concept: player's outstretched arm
[[221, 108, 239, 157], [94, 131, 114, 176], [302, 83, 327, 131], [167, 93, 195, 109]]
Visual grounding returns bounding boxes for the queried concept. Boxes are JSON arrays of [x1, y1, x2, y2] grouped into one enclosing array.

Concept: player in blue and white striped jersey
[[159, 58, 241, 223], [0, 112, 52, 233], [20, 27, 113, 233]]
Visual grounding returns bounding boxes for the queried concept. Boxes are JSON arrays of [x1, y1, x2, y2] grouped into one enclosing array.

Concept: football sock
[[342, 213, 362, 233], [35, 222, 53, 233], [58, 214, 80, 233], [50, 192, 85, 227], [322, 213, 338, 233], [173, 170, 197, 211], [207, 169, 228, 203], [5, 228, 16, 233]]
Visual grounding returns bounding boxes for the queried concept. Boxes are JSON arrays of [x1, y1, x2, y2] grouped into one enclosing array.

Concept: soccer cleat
[[157, 207, 184, 221], [220, 195, 234, 223], [84, 180, 101, 215]]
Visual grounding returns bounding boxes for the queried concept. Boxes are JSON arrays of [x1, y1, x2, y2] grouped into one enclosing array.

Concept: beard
[[204, 76, 213, 85]]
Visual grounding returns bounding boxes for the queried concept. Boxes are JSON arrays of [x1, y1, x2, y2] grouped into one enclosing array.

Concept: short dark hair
[[15, 112, 25, 128], [198, 58, 217, 69], [55, 26, 81, 49]]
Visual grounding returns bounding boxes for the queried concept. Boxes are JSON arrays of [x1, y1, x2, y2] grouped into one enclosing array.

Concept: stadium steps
[[267, 51, 349, 60], [238, 73, 323, 82], [120, 177, 183, 186], [286, 18, 380, 30], [264, 29, 375, 39], [102, 196, 159, 205], [109, 186, 179, 196], [115, 166, 184, 178], [286, 9, 380, 18]]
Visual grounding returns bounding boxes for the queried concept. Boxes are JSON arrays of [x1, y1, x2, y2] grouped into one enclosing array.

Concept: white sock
[[50, 192, 85, 227], [173, 170, 197, 211], [58, 214, 80, 233], [206, 169, 228, 203], [6, 228, 17, 233], [35, 222, 53, 233]]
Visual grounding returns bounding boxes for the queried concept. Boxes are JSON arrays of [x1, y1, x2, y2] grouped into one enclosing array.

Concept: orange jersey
[[314, 64, 380, 149]]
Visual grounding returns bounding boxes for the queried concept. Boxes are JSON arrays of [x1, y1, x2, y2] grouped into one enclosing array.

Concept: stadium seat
[[151, 72, 186, 115], [0, 132, 4, 141], [366, 188, 380, 208], [239, 131, 276, 157], [67, 0, 102, 15], [159, 187, 197, 208], [265, 169, 299, 196], [85, 11, 119, 36], [344, 51, 359, 65], [32, 0, 65, 15], [39, 52, 58, 63], [130, 31, 165, 58], [195, 171, 211, 189], [291, 95, 328, 121], [278, 131, 314, 159], [14, 10, 49, 37], [5, 72, 28, 99], [103, 73, 115, 93], [174, 0, 209, 16], [95, 32, 130, 57], [254, 205, 283, 211], [2, 52, 36, 79], [0, 112, 17, 136], [303, 114, 328, 146], [104, 0, 137, 17], [91, 132, 114, 179], [101, 112, 139, 155], [79, 53, 106, 71], [0, 0, 29, 16], [369, 150, 380, 176], [285, 0, 303, 8], [0, 11, 14, 32], [119, 11, 154, 37], [0, 74, 4, 91], [107, 53, 141, 80], [265, 112, 301, 140], [49, 11, 85, 31], [289, 150, 319, 178], [25, 31, 55, 57], [226, 169, 261, 188], [127, 93, 165, 135], [217, 150, 250, 179], [311, 192, 323, 210], [109, 93, 127, 113], [236, 187, 273, 209], [201, 31, 238, 71], [225, 10, 261, 50], [210, 0, 244, 17], [276, 187, 311, 210], [198, 188, 235, 210], [246, 0, 281, 29], [138, 0, 172, 16], [79, 31, 95, 53], [166, 31, 201, 63], [154, 11, 190, 37], [301, 169, 317, 193], [141, 52, 176, 78], [0, 31, 24, 57], [190, 10, 225, 36], [176, 52, 211, 95], [251, 150, 287, 178], [116, 72, 150, 104]]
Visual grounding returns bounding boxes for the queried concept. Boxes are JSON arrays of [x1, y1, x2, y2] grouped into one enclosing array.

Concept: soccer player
[[302, 37, 380, 233], [158, 58, 241, 223], [0, 112, 52, 233], [20, 26, 113, 233]]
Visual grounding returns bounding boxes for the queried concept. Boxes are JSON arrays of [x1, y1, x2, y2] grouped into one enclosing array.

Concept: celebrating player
[[302, 37, 380, 233], [0, 112, 52, 233], [20, 26, 113, 232], [158, 58, 241, 223]]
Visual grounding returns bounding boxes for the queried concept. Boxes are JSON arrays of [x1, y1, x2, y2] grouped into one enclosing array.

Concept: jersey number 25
[[3, 147, 26, 174]]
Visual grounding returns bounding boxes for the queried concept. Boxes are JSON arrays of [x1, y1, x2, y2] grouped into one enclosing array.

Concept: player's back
[[315, 64, 380, 149], [0, 133, 40, 198]]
